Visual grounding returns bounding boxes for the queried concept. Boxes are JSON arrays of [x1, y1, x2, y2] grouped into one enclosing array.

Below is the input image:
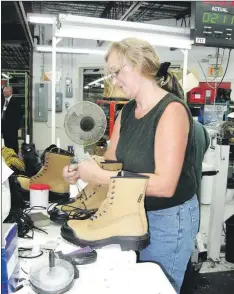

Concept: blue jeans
[[139, 195, 199, 293]]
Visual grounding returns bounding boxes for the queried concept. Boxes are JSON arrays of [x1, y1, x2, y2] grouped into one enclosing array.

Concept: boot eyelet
[[112, 180, 115, 183], [112, 186, 115, 189], [111, 192, 115, 194]]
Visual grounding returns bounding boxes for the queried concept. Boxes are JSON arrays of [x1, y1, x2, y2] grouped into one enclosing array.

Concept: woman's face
[[107, 51, 142, 99]]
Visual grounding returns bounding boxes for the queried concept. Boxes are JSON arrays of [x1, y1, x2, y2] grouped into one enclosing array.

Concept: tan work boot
[[16, 152, 73, 202], [61, 171, 150, 251], [49, 161, 123, 224]]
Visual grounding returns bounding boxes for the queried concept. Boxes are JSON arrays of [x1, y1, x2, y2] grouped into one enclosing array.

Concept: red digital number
[[204, 1, 234, 6]]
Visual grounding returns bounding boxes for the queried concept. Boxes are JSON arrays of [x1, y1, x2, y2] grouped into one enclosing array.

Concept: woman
[[63, 38, 199, 293]]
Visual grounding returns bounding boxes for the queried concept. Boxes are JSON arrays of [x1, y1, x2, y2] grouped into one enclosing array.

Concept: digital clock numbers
[[202, 12, 234, 25]]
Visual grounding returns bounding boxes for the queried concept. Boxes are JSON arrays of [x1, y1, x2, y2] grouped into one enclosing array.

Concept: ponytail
[[156, 62, 185, 100]]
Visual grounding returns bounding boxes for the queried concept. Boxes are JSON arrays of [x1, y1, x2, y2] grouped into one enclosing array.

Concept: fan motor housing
[[80, 116, 95, 132]]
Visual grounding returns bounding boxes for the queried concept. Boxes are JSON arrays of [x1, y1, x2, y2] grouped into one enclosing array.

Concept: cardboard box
[[1, 223, 20, 294]]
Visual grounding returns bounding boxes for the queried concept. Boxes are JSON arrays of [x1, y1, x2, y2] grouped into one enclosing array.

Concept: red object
[[203, 1, 234, 6], [199, 82, 231, 103], [96, 99, 128, 138], [188, 87, 206, 104], [29, 184, 50, 190]]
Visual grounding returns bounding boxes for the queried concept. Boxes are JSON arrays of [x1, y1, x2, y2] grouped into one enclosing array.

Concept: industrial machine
[[191, 1, 234, 49], [202, 120, 234, 261]]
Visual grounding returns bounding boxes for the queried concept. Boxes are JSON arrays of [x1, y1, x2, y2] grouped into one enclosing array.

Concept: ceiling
[[1, 1, 33, 71], [1, 1, 191, 71], [31, 1, 191, 22]]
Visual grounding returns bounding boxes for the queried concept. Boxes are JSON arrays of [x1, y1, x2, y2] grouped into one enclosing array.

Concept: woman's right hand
[[62, 164, 80, 184]]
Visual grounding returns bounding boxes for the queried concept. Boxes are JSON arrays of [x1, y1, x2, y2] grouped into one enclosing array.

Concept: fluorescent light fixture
[[1, 73, 10, 79], [59, 14, 188, 35], [88, 75, 111, 86], [36, 45, 106, 55], [57, 14, 193, 49], [27, 13, 56, 24], [84, 86, 89, 89], [56, 27, 193, 49]]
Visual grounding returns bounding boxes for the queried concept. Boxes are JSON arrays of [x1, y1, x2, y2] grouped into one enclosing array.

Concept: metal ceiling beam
[[120, 1, 142, 20], [97, 1, 142, 47], [134, 2, 157, 21], [175, 8, 191, 20], [100, 1, 115, 18], [14, 2, 34, 48]]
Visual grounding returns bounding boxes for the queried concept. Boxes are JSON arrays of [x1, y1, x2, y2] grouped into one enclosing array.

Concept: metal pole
[[51, 24, 56, 144], [182, 49, 188, 102]]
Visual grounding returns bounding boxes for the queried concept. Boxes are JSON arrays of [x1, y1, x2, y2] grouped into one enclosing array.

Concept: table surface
[[16, 208, 176, 294]]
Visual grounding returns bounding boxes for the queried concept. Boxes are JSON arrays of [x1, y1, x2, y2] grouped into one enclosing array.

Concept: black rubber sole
[[49, 192, 70, 203], [61, 225, 150, 251]]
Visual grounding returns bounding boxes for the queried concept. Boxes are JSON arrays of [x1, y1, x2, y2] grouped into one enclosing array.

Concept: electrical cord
[[191, 48, 232, 91], [4, 206, 48, 239], [216, 49, 232, 89], [18, 247, 44, 259]]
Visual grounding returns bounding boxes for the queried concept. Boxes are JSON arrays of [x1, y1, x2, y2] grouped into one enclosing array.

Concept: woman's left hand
[[78, 157, 103, 183]]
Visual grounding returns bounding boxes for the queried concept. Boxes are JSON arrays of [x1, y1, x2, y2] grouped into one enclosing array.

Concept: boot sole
[[49, 191, 70, 203], [61, 226, 150, 251]]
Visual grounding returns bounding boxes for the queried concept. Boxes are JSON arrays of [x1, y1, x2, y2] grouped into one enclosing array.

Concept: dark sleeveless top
[[116, 93, 197, 211]]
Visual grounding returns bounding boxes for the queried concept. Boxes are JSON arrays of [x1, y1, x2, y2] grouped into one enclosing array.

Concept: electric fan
[[64, 101, 107, 162]]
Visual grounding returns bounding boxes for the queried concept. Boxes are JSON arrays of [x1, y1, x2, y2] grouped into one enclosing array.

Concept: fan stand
[[73, 144, 89, 163], [71, 144, 89, 189]]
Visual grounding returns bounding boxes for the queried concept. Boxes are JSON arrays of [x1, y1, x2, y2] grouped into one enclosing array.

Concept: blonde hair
[[105, 38, 184, 100]]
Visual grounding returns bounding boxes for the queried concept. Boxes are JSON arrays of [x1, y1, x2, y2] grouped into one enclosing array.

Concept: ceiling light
[[57, 14, 193, 49], [88, 75, 111, 86], [1, 73, 10, 79], [36, 45, 106, 55], [27, 13, 56, 24], [56, 27, 193, 49]]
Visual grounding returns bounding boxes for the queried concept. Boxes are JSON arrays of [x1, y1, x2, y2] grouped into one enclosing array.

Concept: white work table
[[17, 211, 176, 294]]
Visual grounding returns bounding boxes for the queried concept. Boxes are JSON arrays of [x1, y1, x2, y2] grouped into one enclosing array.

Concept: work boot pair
[[61, 171, 150, 251]]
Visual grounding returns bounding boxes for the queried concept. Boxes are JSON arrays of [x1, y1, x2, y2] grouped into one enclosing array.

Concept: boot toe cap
[[61, 221, 78, 240]]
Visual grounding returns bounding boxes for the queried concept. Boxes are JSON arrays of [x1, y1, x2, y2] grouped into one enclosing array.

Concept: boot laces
[[32, 160, 49, 179], [90, 180, 116, 221], [60, 184, 101, 220]]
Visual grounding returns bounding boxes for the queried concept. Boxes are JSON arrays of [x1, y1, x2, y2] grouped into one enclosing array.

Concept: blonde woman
[[63, 38, 199, 293]]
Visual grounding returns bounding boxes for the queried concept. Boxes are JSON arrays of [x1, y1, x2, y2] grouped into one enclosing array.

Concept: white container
[[30, 184, 50, 209]]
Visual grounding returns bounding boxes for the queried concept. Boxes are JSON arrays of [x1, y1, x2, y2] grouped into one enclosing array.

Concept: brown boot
[[16, 152, 73, 202], [50, 161, 123, 224], [61, 171, 150, 251]]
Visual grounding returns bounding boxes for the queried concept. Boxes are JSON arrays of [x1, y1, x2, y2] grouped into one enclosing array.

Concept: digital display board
[[191, 1, 234, 48]]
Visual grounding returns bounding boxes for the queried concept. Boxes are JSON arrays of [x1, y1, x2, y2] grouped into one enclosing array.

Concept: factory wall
[[32, 23, 234, 152]]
